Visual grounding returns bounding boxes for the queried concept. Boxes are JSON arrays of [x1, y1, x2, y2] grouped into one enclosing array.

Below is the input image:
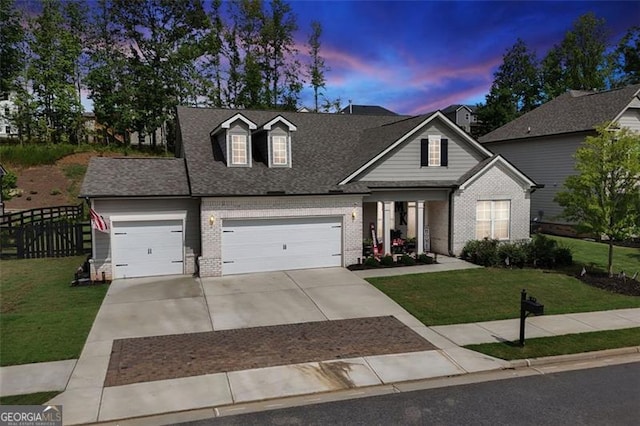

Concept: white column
[[407, 202, 416, 238], [376, 202, 383, 239], [416, 200, 425, 254], [383, 201, 392, 255]]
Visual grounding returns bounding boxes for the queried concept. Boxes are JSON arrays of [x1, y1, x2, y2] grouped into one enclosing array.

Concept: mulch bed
[[578, 273, 640, 296], [104, 316, 435, 387]]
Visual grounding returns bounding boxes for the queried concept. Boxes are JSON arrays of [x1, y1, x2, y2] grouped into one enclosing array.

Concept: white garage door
[[222, 217, 342, 275], [111, 220, 184, 279]]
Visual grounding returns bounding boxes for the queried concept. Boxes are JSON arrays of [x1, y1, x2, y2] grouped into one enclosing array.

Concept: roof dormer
[[211, 113, 257, 168], [260, 115, 297, 168]]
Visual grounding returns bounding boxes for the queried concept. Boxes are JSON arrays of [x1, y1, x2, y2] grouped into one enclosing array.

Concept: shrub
[[380, 255, 395, 266], [462, 238, 499, 266], [1, 169, 17, 200], [527, 234, 558, 268], [554, 246, 573, 266], [497, 241, 528, 268], [399, 254, 416, 266], [417, 253, 434, 264], [363, 257, 379, 268]]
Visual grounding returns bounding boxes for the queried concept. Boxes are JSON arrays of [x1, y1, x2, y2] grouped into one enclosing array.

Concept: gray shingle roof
[[80, 157, 190, 197], [177, 107, 413, 196], [339, 105, 398, 116], [479, 84, 640, 143]]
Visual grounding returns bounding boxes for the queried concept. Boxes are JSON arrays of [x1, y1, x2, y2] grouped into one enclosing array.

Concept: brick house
[[81, 107, 537, 279]]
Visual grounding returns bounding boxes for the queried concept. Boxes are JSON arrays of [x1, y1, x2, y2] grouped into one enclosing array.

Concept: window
[[420, 136, 448, 167], [272, 135, 288, 165], [231, 134, 247, 165], [476, 200, 510, 240], [3, 107, 9, 117], [4, 126, 10, 134]]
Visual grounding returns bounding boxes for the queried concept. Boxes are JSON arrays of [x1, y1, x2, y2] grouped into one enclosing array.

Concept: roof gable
[[340, 111, 492, 184], [261, 115, 297, 131], [458, 155, 536, 190], [211, 113, 257, 135]]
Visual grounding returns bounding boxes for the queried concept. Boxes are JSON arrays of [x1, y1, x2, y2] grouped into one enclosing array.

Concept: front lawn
[[368, 268, 640, 326], [0, 392, 60, 406], [0, 256, 108, 366], [465, 327, 640, 360], [548, 235, 640, 274]]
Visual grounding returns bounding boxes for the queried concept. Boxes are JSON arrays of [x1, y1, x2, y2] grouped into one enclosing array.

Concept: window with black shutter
[[441, 138, 448, 166], [420, 138, 429, 166]]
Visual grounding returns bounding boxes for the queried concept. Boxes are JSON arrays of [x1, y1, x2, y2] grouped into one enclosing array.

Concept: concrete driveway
[[49, 268, 504, 424], [202, 267, 424, 330]]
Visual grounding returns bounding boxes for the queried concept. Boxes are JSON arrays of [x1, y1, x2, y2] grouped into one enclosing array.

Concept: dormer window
[[210, 113, 257, 168], [261, 115, 297, 168], [272, 135, 288, 165], [231, 134, 248, 165]]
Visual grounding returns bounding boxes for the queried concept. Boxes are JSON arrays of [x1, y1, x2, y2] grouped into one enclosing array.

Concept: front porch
[[362, 189, 453, 257]]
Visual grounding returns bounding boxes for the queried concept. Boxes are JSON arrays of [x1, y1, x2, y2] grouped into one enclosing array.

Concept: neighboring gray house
[[442, 104, 479, 134], [81, 108, 536, 279], [479, 84, 640, 225]]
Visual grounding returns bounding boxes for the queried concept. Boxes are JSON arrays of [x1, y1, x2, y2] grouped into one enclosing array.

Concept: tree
[[307, 20, 328, 112], [542, 13, 611, 100], [612, 26, 640, 86], [29, 0, 84, 144], [109, 0, 209, 146], [555, 124, 640, 276], [476, 39, 541, 134], [0, 0, 24, 95]]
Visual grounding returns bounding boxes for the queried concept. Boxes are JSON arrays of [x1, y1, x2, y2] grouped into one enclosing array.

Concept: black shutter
[[441, 138, 448, 166], [420, 138, 429, 166]]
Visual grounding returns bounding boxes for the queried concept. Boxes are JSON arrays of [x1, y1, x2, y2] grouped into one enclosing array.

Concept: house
[[442, 104, 480, 135], [339, 104, 398, 116], [479, 84, 640, 227], [0, 91, 18, 138], [80, 107, 536, 279]]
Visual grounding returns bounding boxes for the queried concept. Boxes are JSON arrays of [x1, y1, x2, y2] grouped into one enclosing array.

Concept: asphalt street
[[181, 362, 640, 426]]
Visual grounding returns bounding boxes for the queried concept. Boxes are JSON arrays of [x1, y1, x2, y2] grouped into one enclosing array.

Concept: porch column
[[416, 200, 425, 254], [383, 201, 392, 255], [407, 202, 416, 238], [376, 202, 383, 239]]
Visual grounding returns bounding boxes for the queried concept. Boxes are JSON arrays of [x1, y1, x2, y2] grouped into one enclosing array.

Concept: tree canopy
[[555, 124, 640, 276]]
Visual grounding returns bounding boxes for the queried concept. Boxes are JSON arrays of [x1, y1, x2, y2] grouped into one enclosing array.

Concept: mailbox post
[[520, 289, 544, 346]]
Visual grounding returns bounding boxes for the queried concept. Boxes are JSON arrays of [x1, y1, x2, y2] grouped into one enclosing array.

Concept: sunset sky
[[289, 1, 639, 114]]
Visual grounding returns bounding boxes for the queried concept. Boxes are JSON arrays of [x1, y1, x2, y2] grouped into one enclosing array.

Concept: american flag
[[90, 208, 108, 233]]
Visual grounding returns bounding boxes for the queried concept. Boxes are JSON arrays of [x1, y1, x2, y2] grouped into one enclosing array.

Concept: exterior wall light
[[209, 215, 215, 225]]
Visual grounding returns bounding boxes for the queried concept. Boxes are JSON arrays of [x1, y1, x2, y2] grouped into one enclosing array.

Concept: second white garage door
[[221, 217, 342, 275], [111, 219, 184, 279]]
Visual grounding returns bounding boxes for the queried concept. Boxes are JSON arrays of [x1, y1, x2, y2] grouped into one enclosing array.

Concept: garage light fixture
[[209, 215, 215, 225], [352, 209, 357, 220]]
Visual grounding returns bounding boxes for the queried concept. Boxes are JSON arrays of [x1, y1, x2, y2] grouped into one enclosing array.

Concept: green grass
[[0, 391, 60, 406], [548, 235, 640, 274], [61, 163, 88, 201], [368, 268, 640, 326], [0, 144, 80, 167], [465, 327, 640, 360], [0, 256, 108, 366]]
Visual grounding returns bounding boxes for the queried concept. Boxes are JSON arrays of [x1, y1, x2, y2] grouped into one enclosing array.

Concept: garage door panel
[[112, 219, 184, 279], [222, 217, 343, 275]]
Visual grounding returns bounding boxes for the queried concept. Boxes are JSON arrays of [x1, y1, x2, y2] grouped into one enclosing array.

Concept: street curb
[[508, 346, 640, 369]]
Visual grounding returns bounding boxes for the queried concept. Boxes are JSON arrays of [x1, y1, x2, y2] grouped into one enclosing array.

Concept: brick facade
[[199, 195, 363, 277], [452, 164, 531, 254]]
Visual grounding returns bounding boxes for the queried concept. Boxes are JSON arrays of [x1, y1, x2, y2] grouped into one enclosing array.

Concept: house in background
[[340, 104, 398, 116], [81, 107, 536, 280], [442, 104, 480, 135], [0, 92, 18, 138], [479, 84, 640, 230]]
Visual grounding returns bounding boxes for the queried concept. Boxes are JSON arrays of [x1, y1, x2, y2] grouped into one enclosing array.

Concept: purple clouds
[[292, 1, 640, 114]]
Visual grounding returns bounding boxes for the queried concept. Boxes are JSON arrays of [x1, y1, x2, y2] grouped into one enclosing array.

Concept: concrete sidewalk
[[433, 308, 640, 346], [352, 255, 481, 278]]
